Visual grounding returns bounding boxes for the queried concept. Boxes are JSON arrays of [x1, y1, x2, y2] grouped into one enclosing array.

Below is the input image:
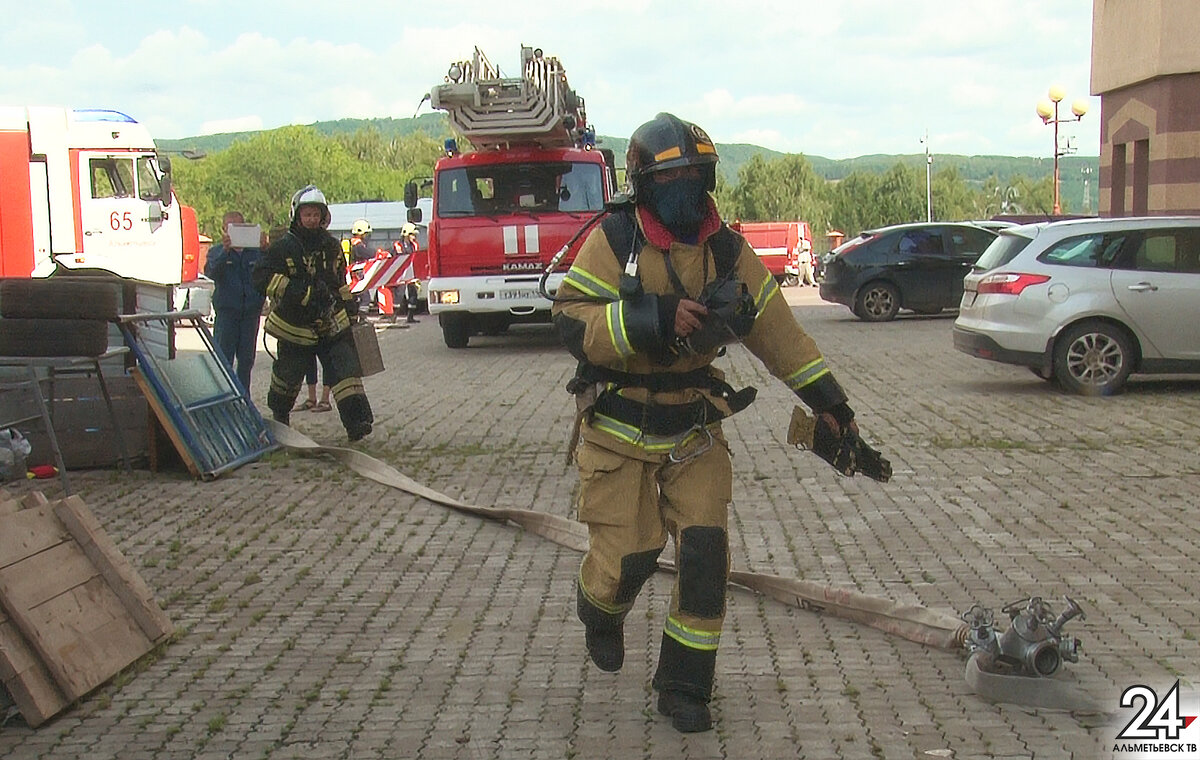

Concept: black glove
[[296, 278, 334, 322], [788, 404, 892, 482], [344, 296, 360, 318]]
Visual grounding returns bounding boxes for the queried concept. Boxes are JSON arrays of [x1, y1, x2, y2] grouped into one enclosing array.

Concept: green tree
[[1006, 174, 1058, 215], [929, 167, 978, 221], [721, 153, 834, 243], [172, 126, 442, 238]]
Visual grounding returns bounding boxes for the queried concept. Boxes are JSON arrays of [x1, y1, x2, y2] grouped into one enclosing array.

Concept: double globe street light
[[1037, 85, 1088, 215]]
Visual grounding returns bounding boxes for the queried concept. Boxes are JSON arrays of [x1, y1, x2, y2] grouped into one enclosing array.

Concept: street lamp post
[[1037, 86, 1088, 215], [920, 129, 932, 222], [1081, 165, 1093, 215]]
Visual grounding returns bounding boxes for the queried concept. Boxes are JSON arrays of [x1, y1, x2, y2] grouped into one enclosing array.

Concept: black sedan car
[[819, 222, 999, 321]]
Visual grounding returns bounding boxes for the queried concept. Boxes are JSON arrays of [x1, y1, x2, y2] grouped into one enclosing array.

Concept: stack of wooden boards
[[0, 491, 173, 726]]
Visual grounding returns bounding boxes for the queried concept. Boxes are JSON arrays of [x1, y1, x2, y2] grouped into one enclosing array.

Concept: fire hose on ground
[[264, 420, 1106, 714]]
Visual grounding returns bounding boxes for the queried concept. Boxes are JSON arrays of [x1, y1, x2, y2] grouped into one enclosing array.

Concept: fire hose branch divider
[[268, 419, 1120, 710]]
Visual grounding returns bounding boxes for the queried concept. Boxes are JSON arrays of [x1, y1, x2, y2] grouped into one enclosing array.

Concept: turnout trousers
[[575, 426, 733, 702], [266, 329, 372, 433]]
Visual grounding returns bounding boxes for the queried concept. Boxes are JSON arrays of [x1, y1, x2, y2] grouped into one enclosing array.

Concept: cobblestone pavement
[[2, 289, 1198, 759]]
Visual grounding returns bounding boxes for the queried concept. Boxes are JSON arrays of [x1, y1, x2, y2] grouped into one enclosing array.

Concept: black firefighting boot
[[577, 583, 624, 672], [337, 394, 374, 442], [657, 690, 712, 733], [652, 632, 717, 733]]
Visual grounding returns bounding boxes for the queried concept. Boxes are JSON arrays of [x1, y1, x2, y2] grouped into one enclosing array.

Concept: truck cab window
[[137, 156, 162, 201], [89, 157, 134, 199]]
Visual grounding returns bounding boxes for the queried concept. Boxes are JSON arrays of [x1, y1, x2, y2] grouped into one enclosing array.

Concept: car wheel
[[1052, 321, 1135, 396], [783, 274, 800, 287], [854, 282, 900, 322]]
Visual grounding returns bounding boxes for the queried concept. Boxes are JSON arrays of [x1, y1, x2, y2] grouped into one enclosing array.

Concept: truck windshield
[[437, 161, 604, 217]]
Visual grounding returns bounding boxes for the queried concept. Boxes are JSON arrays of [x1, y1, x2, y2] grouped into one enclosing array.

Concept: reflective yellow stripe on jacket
[[783, 357, 831, 392]]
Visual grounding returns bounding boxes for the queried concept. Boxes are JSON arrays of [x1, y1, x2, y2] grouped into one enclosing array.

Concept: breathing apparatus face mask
[[641, 175, 708, 238]]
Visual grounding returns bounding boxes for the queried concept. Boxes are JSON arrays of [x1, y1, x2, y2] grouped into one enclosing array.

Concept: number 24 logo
[[1118, 681, 1196, 740]]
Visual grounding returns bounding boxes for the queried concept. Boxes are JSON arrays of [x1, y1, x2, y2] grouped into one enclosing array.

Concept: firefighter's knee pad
[[678, 526, 727, 618]]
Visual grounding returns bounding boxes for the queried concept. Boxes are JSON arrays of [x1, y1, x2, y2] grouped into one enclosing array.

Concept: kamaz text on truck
[[0, 106, 199, 284], [409, 46, 616, 348]]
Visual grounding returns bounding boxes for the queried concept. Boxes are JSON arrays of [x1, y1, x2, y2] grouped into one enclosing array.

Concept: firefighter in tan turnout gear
[[254, 185, 374, 442], [552, 113, 889, 733]]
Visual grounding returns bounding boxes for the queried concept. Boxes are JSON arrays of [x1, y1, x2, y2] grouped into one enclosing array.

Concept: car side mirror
[[404, 181, 418, 208], [407, 207, 423, 224]]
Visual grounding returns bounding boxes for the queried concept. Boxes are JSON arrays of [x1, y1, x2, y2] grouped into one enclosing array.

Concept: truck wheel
[[0, 279, 120, 320], [0, 318, 110, 357], [783, 275, 800, 287], [441, 317, 471, 349]]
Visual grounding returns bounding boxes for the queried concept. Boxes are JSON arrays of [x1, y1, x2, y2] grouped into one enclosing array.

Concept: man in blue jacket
[[204, 211, 267, 391]]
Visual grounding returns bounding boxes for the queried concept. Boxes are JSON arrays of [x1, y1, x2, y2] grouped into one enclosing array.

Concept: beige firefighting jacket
[[553, 201, 847, 459]]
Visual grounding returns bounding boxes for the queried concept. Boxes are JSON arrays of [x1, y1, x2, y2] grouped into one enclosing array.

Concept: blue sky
[[0, 0, 1100, 159]]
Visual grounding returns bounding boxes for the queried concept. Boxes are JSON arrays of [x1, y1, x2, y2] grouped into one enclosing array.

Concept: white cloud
[[0, 0, 1101, 158]]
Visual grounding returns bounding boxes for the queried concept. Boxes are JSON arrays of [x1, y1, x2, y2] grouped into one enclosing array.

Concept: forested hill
[[157, 114, 1100, 210]]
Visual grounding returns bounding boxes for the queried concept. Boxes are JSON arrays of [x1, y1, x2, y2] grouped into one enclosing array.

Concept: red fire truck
[[0, 106, 199, 284], [408, 46, 617, 348], [728, 220, 813, 286]]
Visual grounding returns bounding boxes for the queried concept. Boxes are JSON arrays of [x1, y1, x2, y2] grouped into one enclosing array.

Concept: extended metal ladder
[[430, 45, 589, 149], [117, 311, 276, 479]]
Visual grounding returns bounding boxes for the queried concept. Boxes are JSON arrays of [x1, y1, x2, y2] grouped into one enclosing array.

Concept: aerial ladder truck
[[408, 45, 616, 348]]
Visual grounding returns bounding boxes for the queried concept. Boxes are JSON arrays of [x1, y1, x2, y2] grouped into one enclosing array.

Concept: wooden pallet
[[0, 491, 173, 727]]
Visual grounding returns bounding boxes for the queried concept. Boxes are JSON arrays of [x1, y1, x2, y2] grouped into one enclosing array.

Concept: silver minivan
[[953, 216, 1200, 395]]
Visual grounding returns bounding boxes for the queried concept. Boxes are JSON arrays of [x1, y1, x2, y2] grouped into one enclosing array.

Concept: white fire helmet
[[290, 185, 330, 226], [351, 219, 373, 237]]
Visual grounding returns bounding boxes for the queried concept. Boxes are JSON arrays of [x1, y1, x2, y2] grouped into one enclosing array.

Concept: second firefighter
[[254, 185, 374, 442]]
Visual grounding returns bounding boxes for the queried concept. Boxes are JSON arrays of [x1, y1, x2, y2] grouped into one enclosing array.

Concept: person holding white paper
[[204, 211, 267, 391]]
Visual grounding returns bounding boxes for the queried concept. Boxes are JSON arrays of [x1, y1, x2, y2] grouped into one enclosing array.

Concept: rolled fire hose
[[266, 420, 969, 651]]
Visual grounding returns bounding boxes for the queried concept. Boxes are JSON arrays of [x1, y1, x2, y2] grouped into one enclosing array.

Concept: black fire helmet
[[625, 112, 719, 194]]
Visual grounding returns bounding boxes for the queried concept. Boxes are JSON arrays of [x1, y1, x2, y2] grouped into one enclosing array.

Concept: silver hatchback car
[[953, 216, 1200, 395]]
